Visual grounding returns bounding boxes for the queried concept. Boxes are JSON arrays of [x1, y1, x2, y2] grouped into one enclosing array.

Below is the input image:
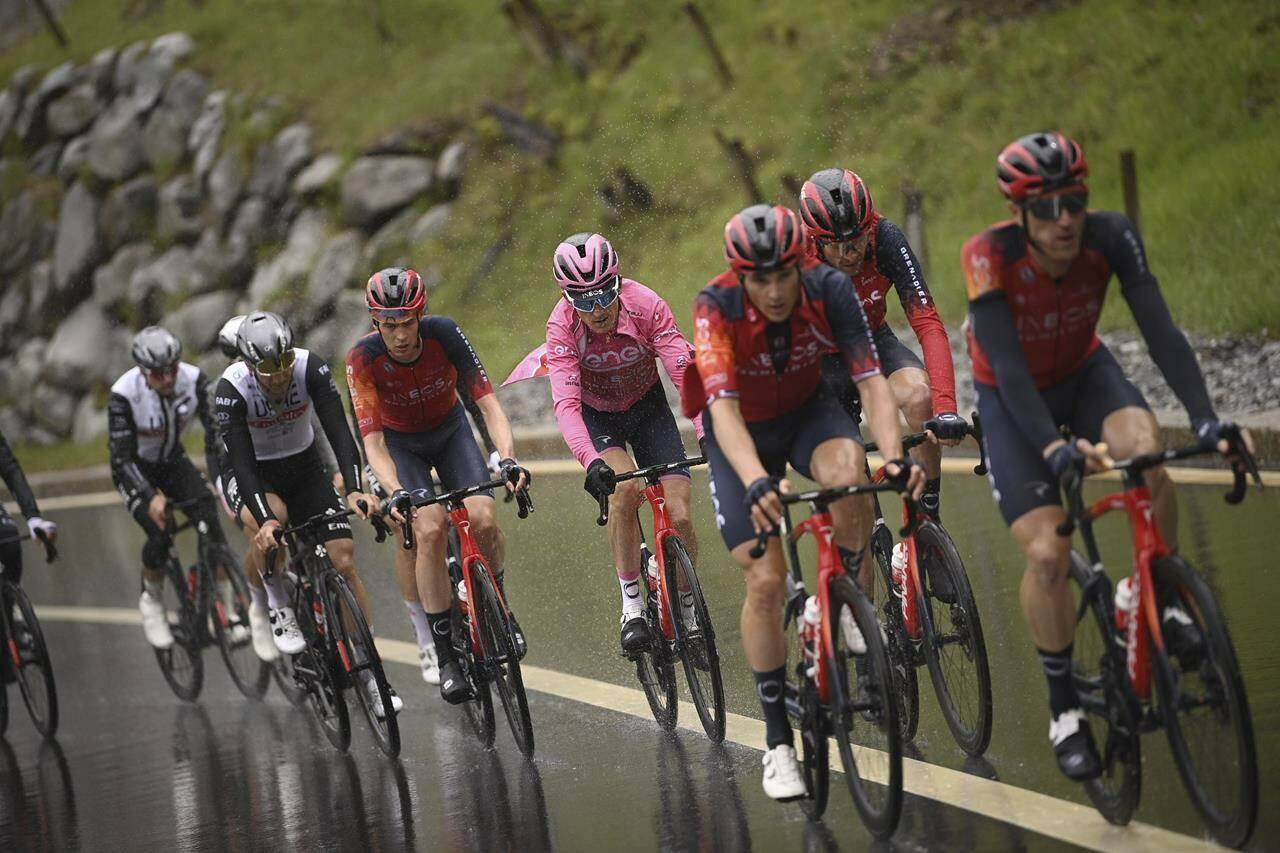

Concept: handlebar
[[594, 456, 707, 526], [413, 477, 535, 520], [0, 530, 59, 564], [747, 479, 914, 559], [862, 411, 987, 476]]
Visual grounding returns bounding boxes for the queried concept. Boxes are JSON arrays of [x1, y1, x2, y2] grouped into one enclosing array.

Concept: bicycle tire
[[1068, 551, 1142, 826], [451, 595, 496, 748], [3, 584, 58, 738], [915, 521, 993, 756], [634, 576, 679, 731], [827, 574, 902, 840], [0, 679, 7, 735], [153, 561, 204, 702], [326, 572, 401, 758], [871, 523, 921, 743], [472, 561, 535, 756], [664, 536, 725, 742], [205, 545, 269, 700], [795, 677, 830, 819], [1151, 554, 1258, 848], [296, 573, 351, 752]]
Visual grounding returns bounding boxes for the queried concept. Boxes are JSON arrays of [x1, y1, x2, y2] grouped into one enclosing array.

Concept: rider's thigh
[[462, 494, 499, 532], [662, 476, 694, 524], [1100, 406, 1162, 458], [324, 537, 357, 573], [809, 437, 867, 488], [1010, 505, 1073, 582], [888, 366, 933, 423]]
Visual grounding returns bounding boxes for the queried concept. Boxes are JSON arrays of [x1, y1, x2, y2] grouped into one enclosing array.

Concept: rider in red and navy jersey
[[964, 131, 1254, 783], [800, 168, 966, 518], [683, 203, 923, 801], [346, 267, 530, 703]]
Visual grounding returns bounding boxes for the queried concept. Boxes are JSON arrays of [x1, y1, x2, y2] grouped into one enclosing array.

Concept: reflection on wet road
[[2, 467, 1276, 850]]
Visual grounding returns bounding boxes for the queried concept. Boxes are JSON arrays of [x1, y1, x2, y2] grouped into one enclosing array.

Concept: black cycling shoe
[[1050, 711, 1102, 781], [507, 611, 528, 661], [1162, 606, 1205, 671], [682, 629, 712, 671], [438, 659, 474, 705], [620, 616, 653, 655]]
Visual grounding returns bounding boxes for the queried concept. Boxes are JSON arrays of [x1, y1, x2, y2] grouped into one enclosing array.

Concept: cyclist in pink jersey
[[546, 232, 703, 654]]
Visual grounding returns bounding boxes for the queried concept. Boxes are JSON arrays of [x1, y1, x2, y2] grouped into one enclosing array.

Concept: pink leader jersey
[[546, 279, 702, 469]]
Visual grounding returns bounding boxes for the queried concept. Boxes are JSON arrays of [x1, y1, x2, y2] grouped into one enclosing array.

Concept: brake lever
[[899, 497, 920, 538], [595, 493, 609, 527], [748, 528, 774, 559], [33, 529, 58, 563], [516, 487, 533, 520], [969, 410, 988, 476]]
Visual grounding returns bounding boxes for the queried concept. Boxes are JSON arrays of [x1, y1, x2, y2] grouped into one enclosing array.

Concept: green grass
[[4, 0, 1278, 373]]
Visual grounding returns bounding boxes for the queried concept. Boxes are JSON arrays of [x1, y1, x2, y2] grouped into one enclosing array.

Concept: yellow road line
[[36, 605, 1216, 852]]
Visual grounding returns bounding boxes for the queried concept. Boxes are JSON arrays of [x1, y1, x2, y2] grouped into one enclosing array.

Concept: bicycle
[[1059, 427, 1262, 848], [267, 504, 401, 757], [749, 480, 913, 839], [0, 530, 58, 738], [592, 456, 726, 742], [412, 477, 535, 756], [863, 415, 994, 755], [149, 498, 270, 702]]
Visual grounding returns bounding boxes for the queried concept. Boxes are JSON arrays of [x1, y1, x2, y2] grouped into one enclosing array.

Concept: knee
[[327, 542, 357, 575], [413, 516, 448, 552], [142, 536, 168, 569], [667, 498, 692, 531], [1023, 534, 1069, 587], [743, 566, 785, 610], [609, 480, 644, 513], [899, 377, 933, 423]]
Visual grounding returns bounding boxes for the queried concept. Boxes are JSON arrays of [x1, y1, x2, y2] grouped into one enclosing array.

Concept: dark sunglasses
[[815, 233, 868, 255], [146, 364, 178, 380], [567, 277, 621, 313], [1023, 191, 1088, 221], [253, 348, 296, 377]]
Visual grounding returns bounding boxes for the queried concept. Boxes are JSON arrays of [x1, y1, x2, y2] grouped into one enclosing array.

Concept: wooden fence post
[[683, 3, 733, 90], [1120, 149, 1140, 231], [902, 183, 928, 277], [712, 130, 761, 203]]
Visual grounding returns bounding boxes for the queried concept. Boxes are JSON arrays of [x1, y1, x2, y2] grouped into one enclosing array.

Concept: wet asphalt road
[[2, 466, 1277, 851]]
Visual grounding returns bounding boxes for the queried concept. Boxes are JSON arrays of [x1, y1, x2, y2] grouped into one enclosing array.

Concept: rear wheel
[[1152, 555, 1257, 848], [327, 573, 401, 758], [3, 584, 57, 737], [206, 545, 269, 700], [665, 536, 725, 742], [827, 575, 902, 840], [1068, 551, 1142, 826], [915, 522, 993, 756], [296, 577, 350, 752], [473, 562, 535, 756], [452, 594, 495, 748], [871, 524, 920, 744], [153, 561, 204, 702]]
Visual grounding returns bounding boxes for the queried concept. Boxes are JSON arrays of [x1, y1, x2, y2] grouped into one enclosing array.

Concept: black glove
[[499, 457, 530, 488], [1045, 442, 1084, 493], [923, 412, 968, 441], [1193, 419, 1232, 452], [743, 476, 779, 515], [883, 457, 916, 489], [385, 488, 413, 518], [583, 458, 616, 500]]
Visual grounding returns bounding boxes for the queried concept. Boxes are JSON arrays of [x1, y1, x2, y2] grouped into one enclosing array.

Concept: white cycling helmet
[[217, 315, 247, 359]]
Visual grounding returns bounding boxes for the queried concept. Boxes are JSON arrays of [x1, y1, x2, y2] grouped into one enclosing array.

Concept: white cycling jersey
[[216, 348, 317, 461], [109, 363, 205, 463]]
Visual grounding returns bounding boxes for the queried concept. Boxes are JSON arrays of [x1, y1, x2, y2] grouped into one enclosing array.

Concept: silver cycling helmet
[[131, 326, 182, 371], [217, 315, 247, 360], [235, 311, 294, 372]]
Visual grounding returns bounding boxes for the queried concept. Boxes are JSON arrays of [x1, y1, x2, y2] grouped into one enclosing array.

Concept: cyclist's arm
[[546, 313, 600, 468], [693, 291, 765, 480], [107, 391, 156, 508], [707, 397, 769, 485], [857, 373, 905, 463], [194, 369, 222, 482], [305, 354, 361, 496], [457, 379, 498, 457], [472, 394, 517, 462], [969, 294, 1062, 451], [436, 318, 516, 460], [646, 293, 705, 441], [1101, 212, 1216, 427], [213, 379, 274, 525], [0, 427, 39, 519], [876, 218, 958, 414], [346, 349, 399, 493]]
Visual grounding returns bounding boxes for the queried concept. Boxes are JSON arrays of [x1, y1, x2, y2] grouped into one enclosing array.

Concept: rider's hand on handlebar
[[584, 458, 616, 500], [27, 516, 57, 542], [346, 490, 381, 520], [744, 476, 786, 533], [253, 519, 282, 554], [147, 492, 169, 529], [883, 458, 927, 499], [923, 412, 968, 447], [382, 488, 414, 525], [1196, 420, 1255, 462], [500, 457, 530, 493]]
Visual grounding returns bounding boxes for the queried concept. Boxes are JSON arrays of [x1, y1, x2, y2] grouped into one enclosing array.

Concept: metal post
[[902, 184, 928, 277]]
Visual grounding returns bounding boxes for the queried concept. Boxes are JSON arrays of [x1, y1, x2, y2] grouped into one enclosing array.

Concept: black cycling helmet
[[217, 315, 246, 359], [131, 326, 182, 371], [996, 131, 1088, 201], [799, 168, 876, 242], [723, 204, 807, 275], [236, 311, 294, 370], [365, 267, 426, 315]]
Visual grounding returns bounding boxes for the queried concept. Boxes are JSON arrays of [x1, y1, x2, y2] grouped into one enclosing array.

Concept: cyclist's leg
[[625, 382, 697, 565]]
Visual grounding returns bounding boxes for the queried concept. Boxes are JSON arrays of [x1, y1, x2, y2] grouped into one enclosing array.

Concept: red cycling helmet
[[996, 131, 1088, 201], [366, 267, 426, 316], [723, 204, 807, 275], [799, 169, 875, 242]]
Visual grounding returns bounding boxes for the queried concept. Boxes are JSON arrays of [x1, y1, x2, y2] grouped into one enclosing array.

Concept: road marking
[[35, 605, 1216, 852]]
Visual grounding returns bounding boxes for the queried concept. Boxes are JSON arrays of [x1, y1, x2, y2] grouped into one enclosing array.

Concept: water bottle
[[1114, 576, 1137, 646], [801, 595, 822, 678], [890, 542, 909, 601], [645, 551, 660, 608]]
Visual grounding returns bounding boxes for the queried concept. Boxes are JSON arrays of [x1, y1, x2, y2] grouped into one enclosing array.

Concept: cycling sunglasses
[[1023, 190, 1088, 221], [567, 276, 621, 313], [253, 348, 296, 377], [814, 232, 869, 256], [145, 364, 178, 380]]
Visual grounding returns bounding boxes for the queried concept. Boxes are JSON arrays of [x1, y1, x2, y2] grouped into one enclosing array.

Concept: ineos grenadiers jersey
[[682, 264, 881, 423], [214, 348, 362, 525], [108, 362, 220, 504]]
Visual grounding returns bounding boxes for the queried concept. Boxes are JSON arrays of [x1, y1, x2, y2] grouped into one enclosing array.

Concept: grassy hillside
[[3, 0, 1279, 378]]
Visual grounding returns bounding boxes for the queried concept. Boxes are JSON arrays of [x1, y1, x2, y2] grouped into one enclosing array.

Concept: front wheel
[[871, 524, 920, 744], [472, 562, 535, 756], [296, 577, 350, 752], [205, 545, 269, 700], [633, 574, 679, 731], [452, 595, 495, 747], [327, 573, 401, 758], [827, 574, 902, 840], [153, 562, 204, 702], [3, 583, 57, 737], [1152, 555, 1258, 849], [665, 536, 725, 742]]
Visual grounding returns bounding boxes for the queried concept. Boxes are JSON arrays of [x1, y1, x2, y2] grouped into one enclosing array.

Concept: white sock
[[618, 572, 643, 619], [249, 583, 268, 611], [405, 600, 432, 649], [263, 576, 289, 610], [143, 579, 164, 600]]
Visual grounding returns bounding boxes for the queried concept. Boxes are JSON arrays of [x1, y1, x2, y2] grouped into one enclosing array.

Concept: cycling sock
[[426, 609, 457, 665], [1037, 644, 1076, 716], [142, 578, 164, 600], [837, 546, 866, 576], [405, 600, 433, 649], [921, 478, 942, 519], [618, 571, 643, 618], [754, 665, 794, 748], [249, 583, 268, 611], [262, 576, 289, 610]]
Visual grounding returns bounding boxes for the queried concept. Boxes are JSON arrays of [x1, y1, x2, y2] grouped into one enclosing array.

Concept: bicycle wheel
[[472, 562, 535, 756], [3, 584, 58, 738], [827, 574, 902, 840], [794, 676, 829, 819], [451, 596, 495, 748], [1151, 555, 1257, 848], [0, 677, 7, 736], [1068, 551, 1142, 826], [665, 536, 725, 742], [871, 525, 920, 744], [153, 562, 205, 702], [915, 521, 993, 756], [326, 573, 401, 758], [206, 545, 269, 700], [634, 576, 678, 731], [297, 578, 350, 752]]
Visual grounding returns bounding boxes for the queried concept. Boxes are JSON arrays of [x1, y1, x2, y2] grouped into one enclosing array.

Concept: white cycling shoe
[[419, 643, 441, 685], [139, 591, 174, 649], [839, 604, 867, 655], [761, 744, 807, 801], [364, 676, 405, 719], [248, 603, 280, 662], [269, 606, 306, 655]]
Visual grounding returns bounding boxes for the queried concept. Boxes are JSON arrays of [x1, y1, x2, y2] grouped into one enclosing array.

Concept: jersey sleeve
[[107, 391, 155, 506], [546, 312, 600, 469], [962, 231, 1006, 301], [817, 267, 881, 383], [214, 378, 274, 525], [195, 370, 222, 481], [306, 355, 361, 495], [436, 318, 494, 403], [876, 219, 957, 414], [692, 291, 738, 406], [0, 428, 39, 519], [646, 295, 705, 440], [345, 344, 384, 437], [457, 379, 497, 456]]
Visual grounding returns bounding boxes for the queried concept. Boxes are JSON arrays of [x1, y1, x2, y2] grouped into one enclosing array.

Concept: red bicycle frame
[[869, 467, 923, 641], [642, 480, 682, 644], [448, 502, 512, 660], [788, 508, 844, 703]]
